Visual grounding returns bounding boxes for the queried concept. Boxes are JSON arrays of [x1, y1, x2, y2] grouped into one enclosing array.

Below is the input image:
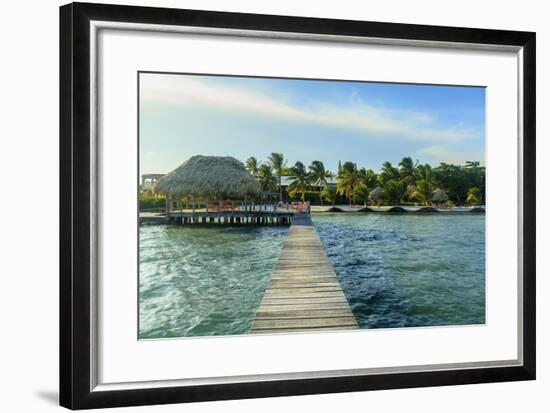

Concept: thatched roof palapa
[[155, 155, 262, 199], [369, 186, 383, 202], [432, 188, 449, 203]]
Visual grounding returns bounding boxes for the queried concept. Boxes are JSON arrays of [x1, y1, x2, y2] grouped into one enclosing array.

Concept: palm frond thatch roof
[[155, 155, 262, 199], [369, 186, 383, 202], [432, 188, 449, 202]]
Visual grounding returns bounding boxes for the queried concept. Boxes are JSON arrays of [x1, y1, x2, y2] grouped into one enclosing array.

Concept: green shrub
[[140, 193, 166, 210]]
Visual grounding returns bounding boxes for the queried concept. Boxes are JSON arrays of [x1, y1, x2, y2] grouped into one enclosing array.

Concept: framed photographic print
[[60, 2, 536, 409]]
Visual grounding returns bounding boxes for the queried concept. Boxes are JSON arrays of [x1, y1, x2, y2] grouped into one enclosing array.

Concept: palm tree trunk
[[278, 175, 282, 202]]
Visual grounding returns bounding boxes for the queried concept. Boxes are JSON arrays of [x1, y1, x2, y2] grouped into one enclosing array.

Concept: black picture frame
[[60, 2, 536, 409]]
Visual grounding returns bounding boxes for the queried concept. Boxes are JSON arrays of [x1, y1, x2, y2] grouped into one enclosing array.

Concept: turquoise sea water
[[139, 225, 287, 338], [314, 213, 486, 328], [139, 213, 485, 338]]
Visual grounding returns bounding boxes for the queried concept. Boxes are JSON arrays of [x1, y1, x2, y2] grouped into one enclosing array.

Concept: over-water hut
[[155, 155, 263, 220]]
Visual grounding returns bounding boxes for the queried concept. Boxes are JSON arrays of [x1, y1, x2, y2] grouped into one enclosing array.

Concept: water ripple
[[313, 213, 485, 329], [139, 225, 287, 338]]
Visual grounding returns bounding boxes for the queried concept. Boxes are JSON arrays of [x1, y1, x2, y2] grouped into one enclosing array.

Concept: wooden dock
[[250, 213, 358, 334], [140, 210, 293, 226]]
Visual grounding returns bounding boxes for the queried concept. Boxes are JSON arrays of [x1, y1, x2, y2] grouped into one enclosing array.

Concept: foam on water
[[139, 225, 287, 338]]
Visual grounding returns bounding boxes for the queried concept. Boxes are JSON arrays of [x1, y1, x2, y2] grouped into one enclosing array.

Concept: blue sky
[[139, 73, 485, 175]]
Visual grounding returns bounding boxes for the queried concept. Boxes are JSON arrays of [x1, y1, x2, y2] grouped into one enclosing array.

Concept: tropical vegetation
[[240, 154, 485, 206]]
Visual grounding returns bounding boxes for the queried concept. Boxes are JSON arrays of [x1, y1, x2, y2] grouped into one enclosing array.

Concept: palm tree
[[245, 156, 260, 177], [362, 169, 378, 189], [288, 161, 311, 202], [354, 182, 371, 207], [309, 160, 329, 205], [322, 186, 338, 207], [268, 152, 286, 202], [382, 179, 407, 205], [399, 156, 418, 186], [258, 164, 277, 192], [378, 161, 400, 186], [337, 162, 362, 205], [413, 179, 432, 205], [415, 163, 432, 182], [466, 187, 482, 206]]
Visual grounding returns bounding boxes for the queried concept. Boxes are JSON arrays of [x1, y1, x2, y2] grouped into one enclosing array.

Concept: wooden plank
[[252, 317, 357, 329], [262, 298, 347, 305], [255, 309, 355, 318], [250, 326, 357, 334], [255, 303, 352, 311], [269, 277, 340, 283], [249, 216, 358, 334], [268, 281, 341, 285], [264, 287, 345, 293]]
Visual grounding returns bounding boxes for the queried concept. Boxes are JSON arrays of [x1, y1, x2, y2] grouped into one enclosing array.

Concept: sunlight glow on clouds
[[139, 73, 485, 174], [141, 74, 481, 143]]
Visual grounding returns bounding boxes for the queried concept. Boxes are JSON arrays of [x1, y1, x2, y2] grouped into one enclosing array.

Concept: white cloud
[[416, 145, 485, 165], [140, 73, 481, 143]]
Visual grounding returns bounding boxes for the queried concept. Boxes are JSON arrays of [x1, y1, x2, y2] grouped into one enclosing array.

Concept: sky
[[139, 72, 485, 175]]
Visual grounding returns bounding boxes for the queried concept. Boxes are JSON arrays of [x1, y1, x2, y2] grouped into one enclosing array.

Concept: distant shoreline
[[310, 205, 485, 213]]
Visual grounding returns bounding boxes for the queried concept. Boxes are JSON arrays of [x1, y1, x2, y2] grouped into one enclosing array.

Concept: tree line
[[245, 153, 485, 206]]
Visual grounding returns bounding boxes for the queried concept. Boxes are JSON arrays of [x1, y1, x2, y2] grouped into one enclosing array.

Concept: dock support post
[[165, 193, 172, 223]]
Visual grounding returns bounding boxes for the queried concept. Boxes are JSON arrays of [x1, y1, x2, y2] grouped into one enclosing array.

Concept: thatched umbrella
[[432, 188, 449, 203], [369, 186, 383, 204], [155, 156, 262, 216]]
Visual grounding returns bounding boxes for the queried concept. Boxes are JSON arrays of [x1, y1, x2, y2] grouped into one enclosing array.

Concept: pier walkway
[[140, 210, 293, 226], [250, 213, 358, 334]]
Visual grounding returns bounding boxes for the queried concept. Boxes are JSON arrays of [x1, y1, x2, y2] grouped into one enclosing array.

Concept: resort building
[[141, 174, 165, 192], [265, 175, 337, 201]]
